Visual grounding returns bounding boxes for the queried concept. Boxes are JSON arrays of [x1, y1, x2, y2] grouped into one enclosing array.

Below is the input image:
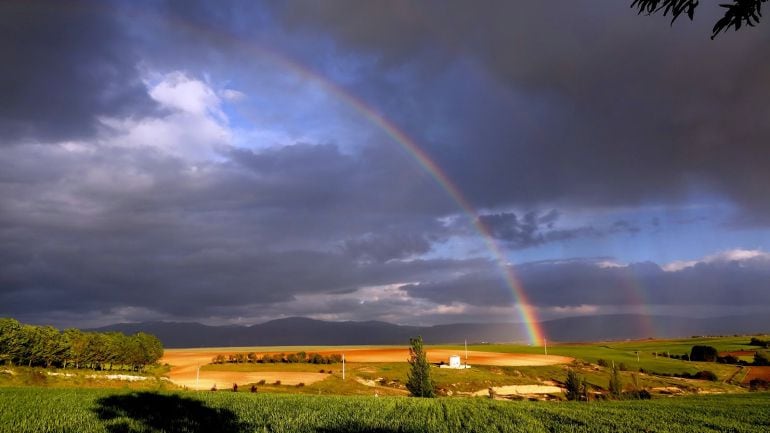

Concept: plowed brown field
[[162, 347, 571, 390], [742, 366, 770, 384]]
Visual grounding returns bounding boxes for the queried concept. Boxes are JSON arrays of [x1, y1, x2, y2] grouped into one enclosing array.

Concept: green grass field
[[440, 335, 769, 378], [1, 387, 768, 433]]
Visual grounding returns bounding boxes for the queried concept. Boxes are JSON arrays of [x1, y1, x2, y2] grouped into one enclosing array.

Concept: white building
[[440, 354, 471, 369], [449, 355, 461, 368]]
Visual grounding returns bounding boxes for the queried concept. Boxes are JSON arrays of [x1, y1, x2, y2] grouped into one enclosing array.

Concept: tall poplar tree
[[406, 336, 435, 398]]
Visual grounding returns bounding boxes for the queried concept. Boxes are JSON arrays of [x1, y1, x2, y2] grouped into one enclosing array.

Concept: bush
[[597, 359, 609, 367], [564, 369, 584, 401], [749, 379, 769, 391], [257, 379, 266, 385], [694, 370, 718, 381], [624, 389, 652, 400], [753, 352, 770, 366], [690, 346, 718, 362], [296, 382, 304, 387], [274, 380, 281, 385], [717, 355, 739, 364]]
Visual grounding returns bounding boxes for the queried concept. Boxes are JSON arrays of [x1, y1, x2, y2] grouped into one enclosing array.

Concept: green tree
[[690, 345, 718, 362], [631, 0, 767, 39], [133, 333, 163, 371], [37, 326, 67, 368], [0, 318, 24, 365], [406, 336, 435, 398], [565, 369, 584, 401], [62, 328, 88, 369], [609, 363, 623, 398]]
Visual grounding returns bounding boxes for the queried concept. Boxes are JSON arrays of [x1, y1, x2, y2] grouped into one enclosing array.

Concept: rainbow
[[238, 50, 545, 345], [58, 1, 546, 345]]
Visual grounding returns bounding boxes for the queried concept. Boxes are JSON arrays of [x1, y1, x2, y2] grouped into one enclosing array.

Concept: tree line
[[211, 351, 342, 365], [0, 318, 163, 371]]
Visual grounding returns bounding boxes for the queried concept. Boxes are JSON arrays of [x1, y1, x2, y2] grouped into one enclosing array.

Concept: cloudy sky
[[2, 0, 770, 329]]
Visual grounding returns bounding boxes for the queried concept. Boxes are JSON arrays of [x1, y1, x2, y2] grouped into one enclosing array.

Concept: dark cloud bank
[[2, 1, 770, 327]]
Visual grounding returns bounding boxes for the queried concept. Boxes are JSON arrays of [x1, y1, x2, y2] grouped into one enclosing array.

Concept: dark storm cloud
[[0, 132, 461, 321], [405, 253, 770, 308], [342, 232, 432, 263], [3, 0, 770, 327], [0, 0, 154, 143], [269, 0, 770, 225], [477, 211, 640, 249]]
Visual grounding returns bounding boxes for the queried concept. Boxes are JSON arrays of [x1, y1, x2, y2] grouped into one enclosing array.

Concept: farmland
[[162, 346, 570, 391], [146, 337, 767, 397], [1, 387, 769, 433], [2, 336, 769, 431]]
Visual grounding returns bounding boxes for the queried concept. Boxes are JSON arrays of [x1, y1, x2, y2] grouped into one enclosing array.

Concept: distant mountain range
[[91, 314, 770, 348]]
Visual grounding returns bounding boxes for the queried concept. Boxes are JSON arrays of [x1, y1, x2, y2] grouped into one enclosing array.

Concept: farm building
[[440, 354, 471, 369]]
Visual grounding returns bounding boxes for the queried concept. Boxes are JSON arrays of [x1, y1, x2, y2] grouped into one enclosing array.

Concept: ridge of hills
[[91, 313, 770, 348]]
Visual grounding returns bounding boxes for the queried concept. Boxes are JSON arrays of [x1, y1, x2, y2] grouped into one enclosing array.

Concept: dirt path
[[471, 384, 563, 397]]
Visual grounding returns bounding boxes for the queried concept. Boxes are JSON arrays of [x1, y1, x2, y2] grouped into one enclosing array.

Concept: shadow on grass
[[94, 392, 244, 433], [315, 428, 414, 433]]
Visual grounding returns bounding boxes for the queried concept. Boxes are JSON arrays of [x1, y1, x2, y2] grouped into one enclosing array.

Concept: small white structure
[[449, 355, 462, 368], [440, 354, 471, 369]]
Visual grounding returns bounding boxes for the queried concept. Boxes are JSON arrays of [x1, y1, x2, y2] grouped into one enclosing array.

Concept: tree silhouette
[[631, 0, 767, 38]]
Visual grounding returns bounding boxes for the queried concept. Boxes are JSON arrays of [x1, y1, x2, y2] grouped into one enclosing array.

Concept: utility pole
[[464, 339, 468, 366], [196, 365, 200, 389], [342, 353, 345, 380], [544, 338, 548, 356]]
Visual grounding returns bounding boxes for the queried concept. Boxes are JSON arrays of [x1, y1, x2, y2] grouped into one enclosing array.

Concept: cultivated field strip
[[1, 387, 768, 433]]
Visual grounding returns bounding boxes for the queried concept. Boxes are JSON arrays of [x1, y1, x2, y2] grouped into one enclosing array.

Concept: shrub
[[597, 359, 609, 367], [694, 370, 718, 381], [753, 352, 770, 366], [564, 369, 583, 401], [624, 389, 652, 400], [749, 379, 769, 391], [274, 380, 281, 385], [690, 346, 718, 362], [296, 382, 305, 387], [257, 379, 266, 385], [717, 355, 739, 364]]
